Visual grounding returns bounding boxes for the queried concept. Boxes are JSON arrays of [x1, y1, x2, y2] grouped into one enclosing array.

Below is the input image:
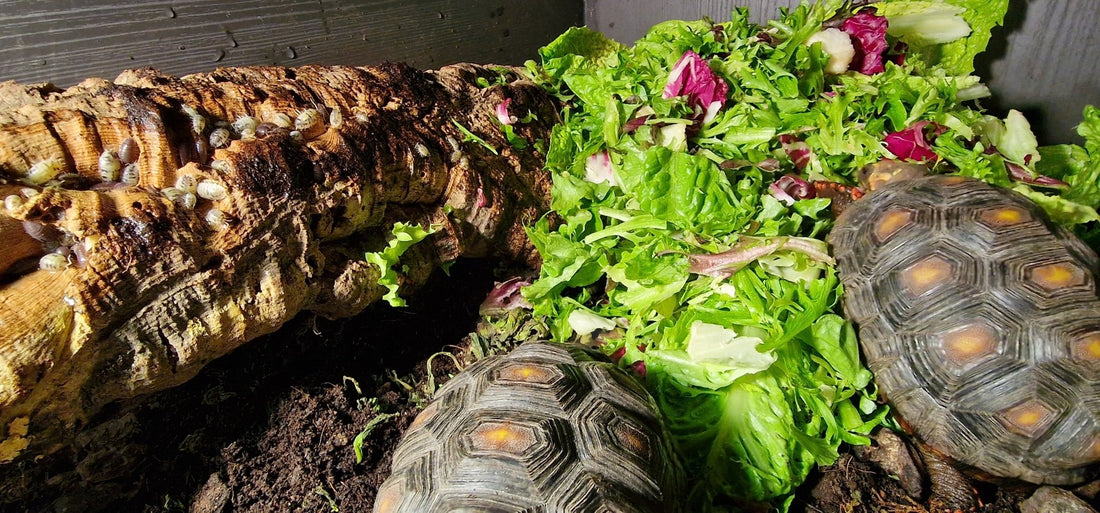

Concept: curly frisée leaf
[[364, 222, 437, 307]]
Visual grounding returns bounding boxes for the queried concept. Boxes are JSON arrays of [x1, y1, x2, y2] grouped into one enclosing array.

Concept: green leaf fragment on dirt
[[353, 413, 398, 464]]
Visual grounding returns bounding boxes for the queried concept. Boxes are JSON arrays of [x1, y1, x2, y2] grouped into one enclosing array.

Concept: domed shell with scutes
[[373, 341, 684, 513], [827, 175, 1100, 485]]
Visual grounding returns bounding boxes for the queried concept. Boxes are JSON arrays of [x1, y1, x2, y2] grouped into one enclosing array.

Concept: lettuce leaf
[[1030, 106, 1100, 227], [524, 1, 1089, 510], [537, 26, 624, 79], [364, 222, 436, 307], [877, 0, 1009, 75]]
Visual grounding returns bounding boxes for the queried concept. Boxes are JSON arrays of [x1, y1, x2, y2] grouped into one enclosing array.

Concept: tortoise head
[[857, 160, 931, 191], [813, 160, 932, 217]]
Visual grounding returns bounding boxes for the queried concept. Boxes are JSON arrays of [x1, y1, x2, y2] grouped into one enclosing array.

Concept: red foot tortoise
[[827, 164, 1100, 486], [373, 341, 684, 513]]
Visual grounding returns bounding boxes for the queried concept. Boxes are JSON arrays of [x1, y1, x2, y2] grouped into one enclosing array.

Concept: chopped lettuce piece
[[364, 222, 437, 307], [877, 0, 1009, 75], [566, 307, 617, 336], [684, 321, 775, 376], [880, 3, 971, 45], [841, 10, 889, 74], [981, 109, 1041, 166]]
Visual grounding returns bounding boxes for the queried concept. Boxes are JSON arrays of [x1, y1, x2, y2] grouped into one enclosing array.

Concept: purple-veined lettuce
[[841, 10, 889, 74], [883, 121, 942, 162], [663, 50, 730, 124], [770, 174, 817, 206], [479, 276, 533, 317], [584, 150, 616, 185], [495, 98, 517, 125]]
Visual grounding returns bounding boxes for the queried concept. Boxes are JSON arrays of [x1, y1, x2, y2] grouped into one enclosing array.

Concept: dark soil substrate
[[1, 259, 1097, 513]]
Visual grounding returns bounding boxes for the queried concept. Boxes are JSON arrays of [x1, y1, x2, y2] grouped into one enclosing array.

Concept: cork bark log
[[0, 62, 558, 462]]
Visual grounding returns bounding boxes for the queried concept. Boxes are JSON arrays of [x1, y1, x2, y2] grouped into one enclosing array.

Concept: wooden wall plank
[[585, 0, 1100, 143], [0, 0, 583, 87], [584, 0, 801, 38], [981, 1, 1100, 144]]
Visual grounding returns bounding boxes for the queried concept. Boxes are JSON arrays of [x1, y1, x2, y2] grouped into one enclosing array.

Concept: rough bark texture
[[0, 62, 558, 463]]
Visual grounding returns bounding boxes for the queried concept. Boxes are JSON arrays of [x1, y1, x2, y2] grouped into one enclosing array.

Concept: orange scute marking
[[873, 209, 913, 243], [1029, 262, 1085, 290], [495, 362, 560, 384], [900, 255, 954, 296], [999, 400, 1057, 438], [935, 175, 968, 185], [469, 422, 537, 455], [941, 324, 998, 363], [979, 206, 1030, 227], [374, 485, 401, 513], [1072, 333, 1100, 361], [508, 365, 549, 381], [408, 401, 437, 431], [614, 424, 649, 456], [1014, 410, 1042, 426]]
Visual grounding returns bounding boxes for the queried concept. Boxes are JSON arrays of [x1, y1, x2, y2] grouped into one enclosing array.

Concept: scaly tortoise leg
[[918, 444, 979, 512]]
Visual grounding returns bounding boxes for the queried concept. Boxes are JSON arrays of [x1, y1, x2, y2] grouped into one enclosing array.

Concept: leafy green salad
[[477, 0, 1100, 510]]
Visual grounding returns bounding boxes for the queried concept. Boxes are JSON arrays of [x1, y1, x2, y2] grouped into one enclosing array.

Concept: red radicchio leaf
[[1005, 161, 1069, 188], [609, 347, 626, 363], [478, 276, 532, 316], [495, 98, 517, 125], [883, 121, 943, 162], [841, 10, 889, 75], [475, 187, 487, 208], [769, 174, 816, 206], [780, 134, 813, 170], [630, 360, 647, 378], [584, 150, 615, 185], [663, 51, 730, 123], [756, 157, 781, 172], [623, 114, 651, 133], [769, 185, 796, 206]]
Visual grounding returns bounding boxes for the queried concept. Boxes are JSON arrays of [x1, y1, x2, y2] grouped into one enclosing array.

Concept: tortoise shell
[[373, 341, 684, 513], [827, 175, 1100, 485]]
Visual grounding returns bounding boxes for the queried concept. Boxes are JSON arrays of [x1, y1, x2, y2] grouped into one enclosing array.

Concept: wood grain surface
[[0, 0, 582, 86], [585, 0, 1100, 144]]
